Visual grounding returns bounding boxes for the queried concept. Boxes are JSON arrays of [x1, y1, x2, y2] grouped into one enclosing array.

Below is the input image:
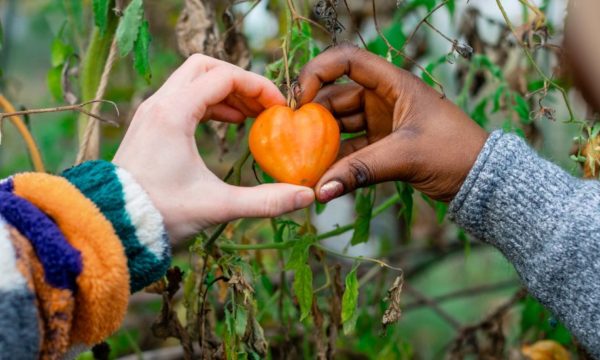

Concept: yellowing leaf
[[521, 340, 570, 360]]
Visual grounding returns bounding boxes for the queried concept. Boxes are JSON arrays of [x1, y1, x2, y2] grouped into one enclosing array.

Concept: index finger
[[297, 44, 399, 105], [190, 65, 286, 117]]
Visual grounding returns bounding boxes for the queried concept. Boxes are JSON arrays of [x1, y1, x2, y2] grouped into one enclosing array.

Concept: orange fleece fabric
[[12, 173, 130, 345], [9, 226, 74, 360]]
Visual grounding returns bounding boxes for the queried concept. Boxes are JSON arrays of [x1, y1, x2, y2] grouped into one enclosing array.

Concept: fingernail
[[295, 189, 315, 209], [319, 181, 344, 202]]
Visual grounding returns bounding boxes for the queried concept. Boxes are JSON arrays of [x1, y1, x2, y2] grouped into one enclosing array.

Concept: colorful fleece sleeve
[[0, 161, 171, 359]]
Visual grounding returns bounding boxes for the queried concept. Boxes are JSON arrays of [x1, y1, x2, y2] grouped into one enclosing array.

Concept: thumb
[[315, 135, 408, 202], [224, 183, 315, 220]]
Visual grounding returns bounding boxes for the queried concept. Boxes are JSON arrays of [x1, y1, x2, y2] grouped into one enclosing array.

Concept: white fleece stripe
[[0, 218, 26, 290], [116, 168, 168, 259]]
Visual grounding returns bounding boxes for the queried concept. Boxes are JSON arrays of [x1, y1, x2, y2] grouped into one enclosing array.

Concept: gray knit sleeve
[[449, 130, 600, 357]]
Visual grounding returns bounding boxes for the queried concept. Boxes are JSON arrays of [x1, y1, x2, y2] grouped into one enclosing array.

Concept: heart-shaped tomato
[[249, 103, 340, 187]]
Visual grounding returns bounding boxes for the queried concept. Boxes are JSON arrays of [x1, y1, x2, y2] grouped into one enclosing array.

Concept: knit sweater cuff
[[448, 130, 578, 265], [62, 161, 171, 293]]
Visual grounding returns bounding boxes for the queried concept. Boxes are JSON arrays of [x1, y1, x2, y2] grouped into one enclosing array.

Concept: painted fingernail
[[295, 189, 315, 209], [319, 181, 344, 202]]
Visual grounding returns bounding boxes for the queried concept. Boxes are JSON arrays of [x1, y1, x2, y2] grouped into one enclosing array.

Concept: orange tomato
[[249, 103, 340, 187]]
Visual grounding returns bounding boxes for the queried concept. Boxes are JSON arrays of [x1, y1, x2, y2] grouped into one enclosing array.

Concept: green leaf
[[47, 66, 63, 101], [395, 182, 413, 238], [446, 0, 456, 16], [474, 54, 503, 79], [285, 235, 313, 271], [51, 37, 74, 67], [513, 93, 531, 123], [367, 21, 406, 67], [133, 20, 152, 83], [470, 98, 488, 127], [341, 264, 359, 335], [351, 187, 375, 245], [115, 0, 144, 57], [492, 84, 506, 113], [421, 55, 446, 87], [434, 202, 448, 224], [235, 306, 248, 337], [420, 193, 447, 223], [293, 263, 313, 321], [591, 123, 600, 139], [315, 202, 327, 215], [92, 0, 110, 34]]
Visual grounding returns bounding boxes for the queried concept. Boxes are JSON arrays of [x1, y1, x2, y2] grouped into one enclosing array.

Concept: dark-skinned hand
[[297, 45, 489, 203]]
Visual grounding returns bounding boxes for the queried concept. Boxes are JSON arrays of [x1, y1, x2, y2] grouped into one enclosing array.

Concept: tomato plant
[[0, 0, 594, 359]]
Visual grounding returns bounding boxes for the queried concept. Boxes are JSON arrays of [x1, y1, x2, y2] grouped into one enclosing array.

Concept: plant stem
[[1, 100, 120, 126], [404, 283, 462, 329], [78, 12, 118, 152], [0, 95, 45, 172], [313, 243, 403, 272], [317, 192, 400, 240], [403, 279, 519, 311], [219, 193, 401, 251], [371, 0, 445, 95], [400, 0, 450, 52], [495, 0, 575, 122]]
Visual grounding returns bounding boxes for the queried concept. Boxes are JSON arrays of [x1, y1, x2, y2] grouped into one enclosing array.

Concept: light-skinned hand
[[113, 54, 315, 241]]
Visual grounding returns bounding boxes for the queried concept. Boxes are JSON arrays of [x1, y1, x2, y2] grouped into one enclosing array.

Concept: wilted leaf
[[235, 306, 248, 337], [341, 264, 359, 335], [351, 187, 375, 245], [453, 41, 473, 59], [133, 20, 151, 83], [228, 272, 254, 305], [245, 316, 268, 356], [382, 276, 404, 329], [116, 0, 144, 57], [293, 263, 313, 321], [92, 0, 110, 34], [521, 340, 569, 360]]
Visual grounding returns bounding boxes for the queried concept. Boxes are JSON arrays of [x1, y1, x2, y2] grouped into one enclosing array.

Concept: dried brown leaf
[[522, 340, 570, 360], [382, 275, 403, 329]]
